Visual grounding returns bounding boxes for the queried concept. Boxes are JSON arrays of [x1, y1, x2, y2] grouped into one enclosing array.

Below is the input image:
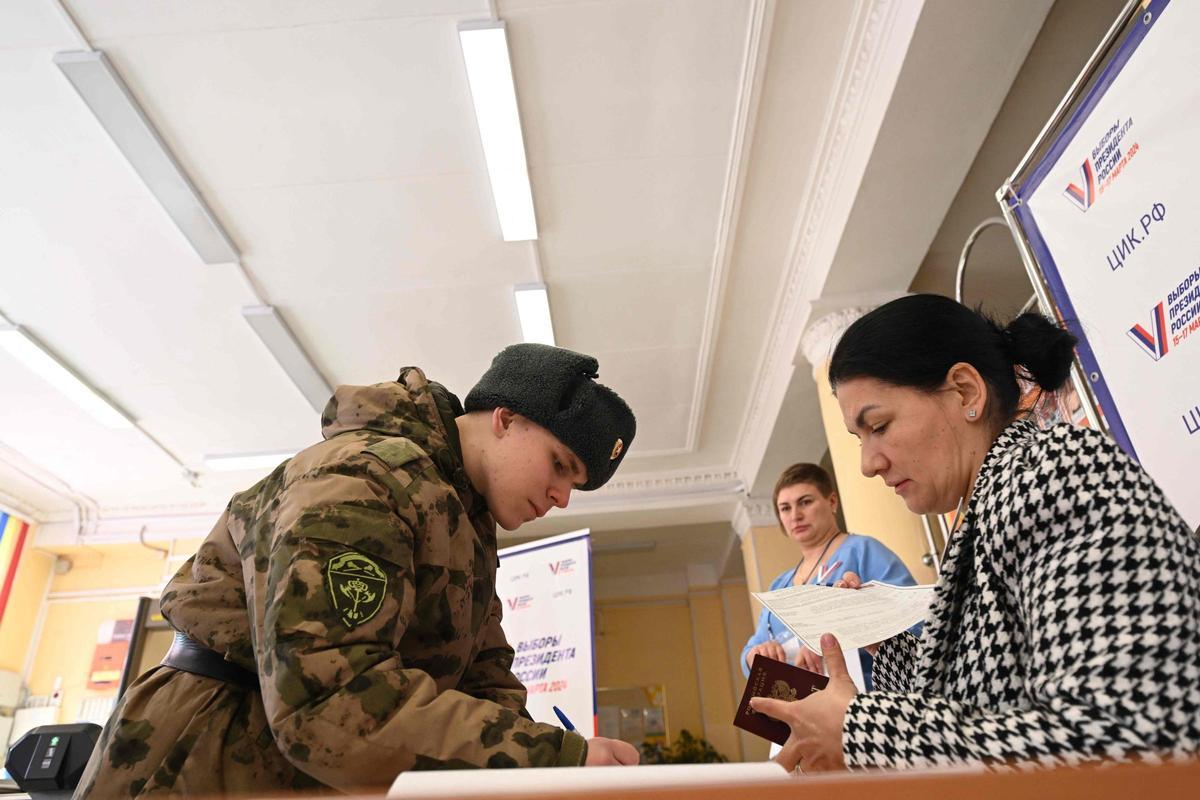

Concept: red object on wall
[[87, 641, 130, 690], [0, 515, 30, 626]]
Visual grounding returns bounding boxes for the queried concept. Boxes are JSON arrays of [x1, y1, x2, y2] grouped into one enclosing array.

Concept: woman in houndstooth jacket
[[751, 294, 1199, 772]]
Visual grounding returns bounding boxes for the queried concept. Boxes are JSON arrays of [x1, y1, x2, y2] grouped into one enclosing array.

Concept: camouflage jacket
[[156, 368, 587, 790]]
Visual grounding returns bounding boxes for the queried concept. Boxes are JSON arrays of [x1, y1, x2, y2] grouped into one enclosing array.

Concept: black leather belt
[[161, 630, 259, 690]]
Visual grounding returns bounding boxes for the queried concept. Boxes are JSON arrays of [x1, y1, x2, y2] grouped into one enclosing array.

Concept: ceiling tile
[[533, 156, 726, 273], [0, 48, 161, 205], [506, 0, 748, 165], [551, 265, 708, 352], [66, 1, 483, 41], [90, 15, 488, 191], [0, 2, 75, 50], [590, 344, 698, 416], [215, 174, 535, 292]]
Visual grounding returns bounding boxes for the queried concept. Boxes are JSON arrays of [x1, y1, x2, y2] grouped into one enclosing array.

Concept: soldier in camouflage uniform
[[77, 344, 638, 796]]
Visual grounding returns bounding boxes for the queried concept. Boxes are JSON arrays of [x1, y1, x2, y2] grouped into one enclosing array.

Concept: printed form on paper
[[753, 581, 936, 652]]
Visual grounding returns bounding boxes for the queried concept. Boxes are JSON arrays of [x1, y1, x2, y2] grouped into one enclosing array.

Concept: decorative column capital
[[799, 306, 874, 368], [732, 495, 777, 538]]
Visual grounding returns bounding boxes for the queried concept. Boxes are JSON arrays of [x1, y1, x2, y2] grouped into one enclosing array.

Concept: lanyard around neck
[[770, 533, 841, 640], [788, 532, 841, 587]]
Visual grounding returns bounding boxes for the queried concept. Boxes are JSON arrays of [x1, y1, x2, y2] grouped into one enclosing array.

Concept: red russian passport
[[733, 654, 829, 744]]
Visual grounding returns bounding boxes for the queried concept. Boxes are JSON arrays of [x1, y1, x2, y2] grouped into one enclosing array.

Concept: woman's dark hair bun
[[829, 294, 1080, 424], [1001, 313, 1077, 391]]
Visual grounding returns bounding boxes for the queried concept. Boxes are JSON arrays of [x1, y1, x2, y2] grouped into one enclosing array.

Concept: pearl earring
[[967, 409, 977, 419]]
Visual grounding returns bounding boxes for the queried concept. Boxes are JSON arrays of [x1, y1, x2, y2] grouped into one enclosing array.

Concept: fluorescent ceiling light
[[0, 324, 133, 428], [53, 50, 239, 265], [458, 21, 538, 242], [513, 283, 556, 345], [204, 451, 296, 472], [241, 305, 332, 414]]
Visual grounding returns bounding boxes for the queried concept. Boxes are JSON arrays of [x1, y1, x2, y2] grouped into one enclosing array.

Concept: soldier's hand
[[585, 737, 640, 766]]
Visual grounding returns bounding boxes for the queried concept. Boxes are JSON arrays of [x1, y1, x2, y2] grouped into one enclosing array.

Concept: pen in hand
[[558, 705, 641, 766], [552, 705, 576, 732]]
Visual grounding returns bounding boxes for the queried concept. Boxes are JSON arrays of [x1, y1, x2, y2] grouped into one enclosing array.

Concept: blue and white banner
[[497, 529, 595, 735], [1011, 0, 1200, 528]]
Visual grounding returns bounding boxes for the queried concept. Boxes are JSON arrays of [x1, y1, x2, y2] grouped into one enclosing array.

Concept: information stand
[[496, 529, 595, 734], [1000, 0, 1200, 528]]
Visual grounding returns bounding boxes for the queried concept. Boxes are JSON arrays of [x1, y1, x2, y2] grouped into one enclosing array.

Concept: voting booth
[[1000, 0, 1200, 529]]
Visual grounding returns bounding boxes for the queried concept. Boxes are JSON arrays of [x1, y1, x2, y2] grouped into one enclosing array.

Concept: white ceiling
[[1, 0, 1066, 586], [910, 0, 1127, 314]]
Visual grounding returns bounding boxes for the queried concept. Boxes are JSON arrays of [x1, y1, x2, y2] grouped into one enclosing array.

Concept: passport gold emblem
[[769, 680, 797, 702]]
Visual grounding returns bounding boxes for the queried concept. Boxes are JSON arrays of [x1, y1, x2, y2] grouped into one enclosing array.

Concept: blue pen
[[552, 705, 576, 732]]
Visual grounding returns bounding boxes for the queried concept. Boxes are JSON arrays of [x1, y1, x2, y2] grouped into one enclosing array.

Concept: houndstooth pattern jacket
[[843, 420, 1200, 769]]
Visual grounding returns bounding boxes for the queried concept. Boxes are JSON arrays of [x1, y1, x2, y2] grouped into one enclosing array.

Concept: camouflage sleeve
[[455, 595, 528, 712], [254, 456, 586, 791]]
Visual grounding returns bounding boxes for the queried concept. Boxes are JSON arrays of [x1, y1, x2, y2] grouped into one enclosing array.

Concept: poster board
[[496, 529, 595, 735], [1000, 0, 1200, 528]]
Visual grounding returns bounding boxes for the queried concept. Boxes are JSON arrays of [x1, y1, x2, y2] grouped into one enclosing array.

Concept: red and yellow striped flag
[[0, 511, 32, 625]]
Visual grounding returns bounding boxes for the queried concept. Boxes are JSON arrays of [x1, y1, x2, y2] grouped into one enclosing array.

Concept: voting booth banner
[[497, 530, 595, 735], [1011, 0, 1200, 527]]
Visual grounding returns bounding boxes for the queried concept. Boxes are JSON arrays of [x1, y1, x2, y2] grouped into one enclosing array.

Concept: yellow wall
[[595, 598, 703, 741], [0, 547, 53, 674], [49, 540, 199, 593], [28, 597, 147, 726], [687, 588, 740, 761], [594, 580, 761, 763], [720, 582, 769, 761], [720, 581, 754, 655], [22, 538, 199, 726], [740, 523, 799, 598]]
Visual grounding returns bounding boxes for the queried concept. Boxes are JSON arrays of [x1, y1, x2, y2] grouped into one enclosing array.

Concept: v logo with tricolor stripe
[[1062, 158, 1095, 212], [1127, 302, 1169, 361]]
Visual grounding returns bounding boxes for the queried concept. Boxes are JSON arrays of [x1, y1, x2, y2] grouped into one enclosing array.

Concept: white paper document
[[388, 761, 791, 798], [753, 581, 936, 652], [778, 634, 865, 691]]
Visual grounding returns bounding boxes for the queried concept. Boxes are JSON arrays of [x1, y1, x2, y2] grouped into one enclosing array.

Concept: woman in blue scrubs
[[740, 463, 916, 688]]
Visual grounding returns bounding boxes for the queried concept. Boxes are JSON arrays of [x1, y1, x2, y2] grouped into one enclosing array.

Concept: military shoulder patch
[[325, 551, 388, 628], [364, 438, 427, 470]]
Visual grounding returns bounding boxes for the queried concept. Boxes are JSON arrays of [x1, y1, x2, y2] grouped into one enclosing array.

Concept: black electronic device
[[6, 723, 101, 798]]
